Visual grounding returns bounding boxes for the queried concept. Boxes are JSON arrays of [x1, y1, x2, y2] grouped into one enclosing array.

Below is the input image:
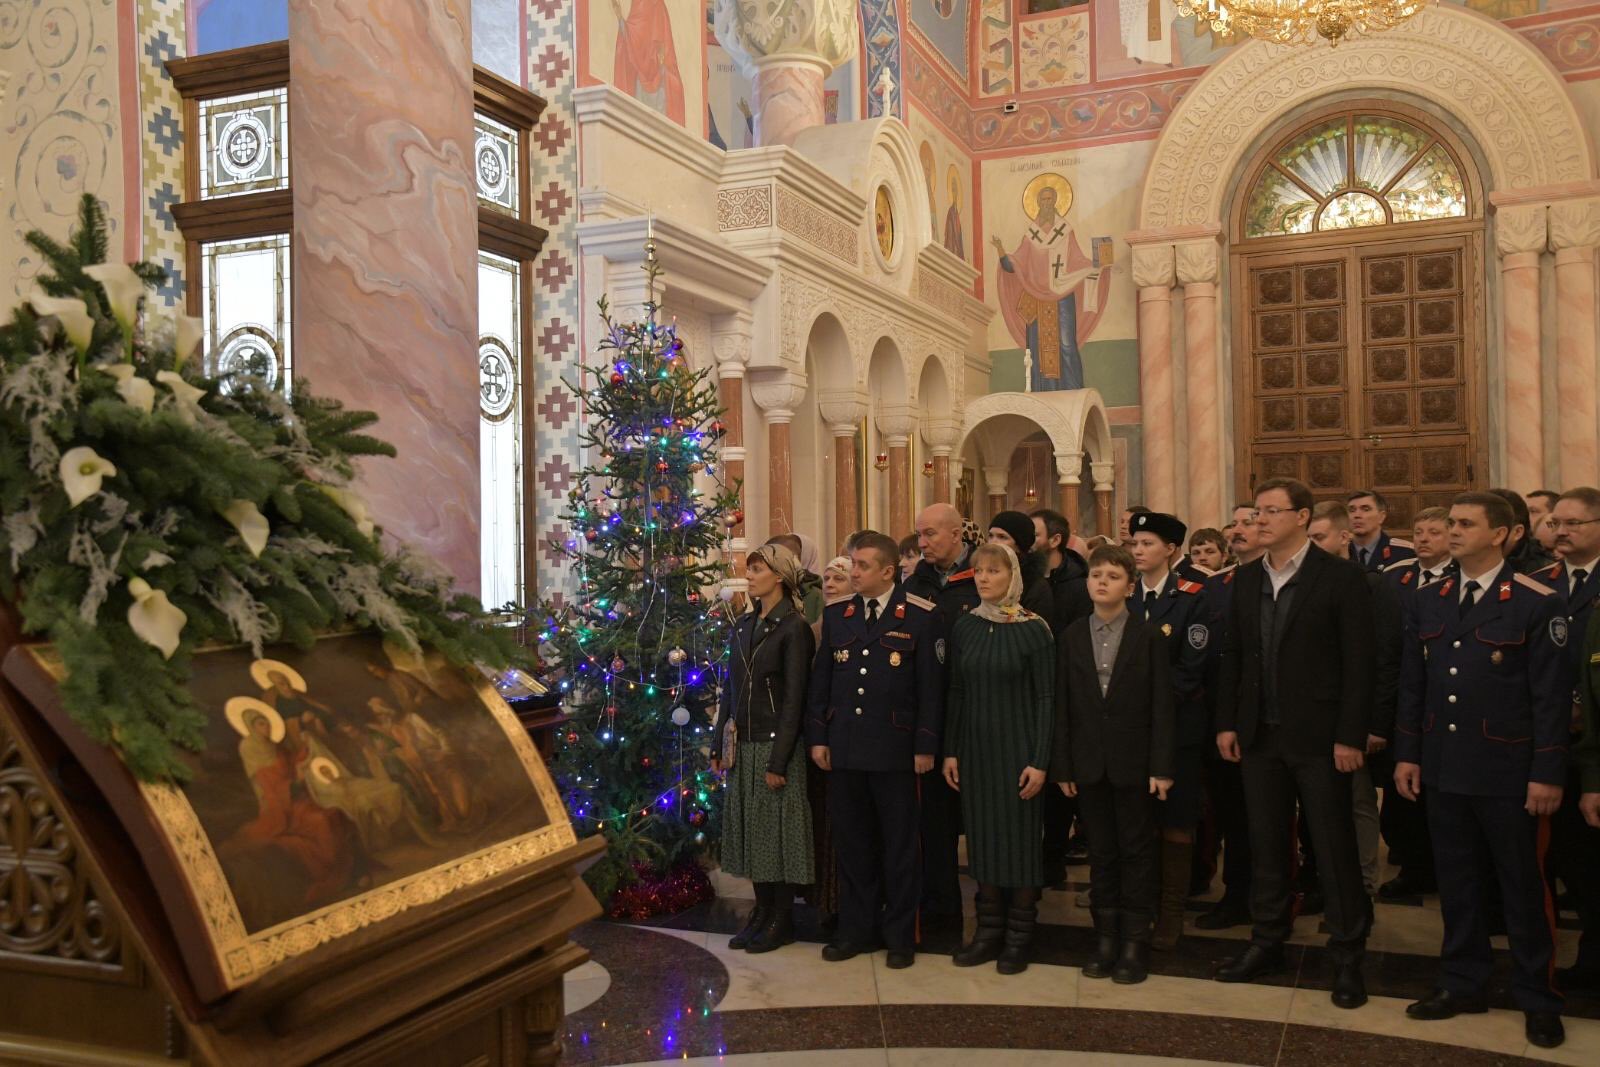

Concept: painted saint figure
[[611, 0, 686, 126], [991, 173, 1110, 393], [944, 165, 965, 258]]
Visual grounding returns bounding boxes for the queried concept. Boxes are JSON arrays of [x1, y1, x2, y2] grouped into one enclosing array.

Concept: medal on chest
[[834, 649, 849, 663], [889, 650, 902, 667], [1490, 650, 1504, 665]]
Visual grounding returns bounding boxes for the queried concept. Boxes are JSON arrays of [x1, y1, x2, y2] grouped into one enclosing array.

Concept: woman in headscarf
[[804, 551, 853, 935], [940, 541, 1055, 975], [712, 543, 817, 953]]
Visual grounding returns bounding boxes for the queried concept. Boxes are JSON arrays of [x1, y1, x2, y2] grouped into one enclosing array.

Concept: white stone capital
[[874, 402, 917, 441], [1550, 197, 1600, 252], [920, 415, 961, 451], [1175, 239, 1219, 286], [1496, 203, 1548, 258], [982, 466, 1009, 494], [817, 388, 868, 429], [749, 370, 809, 415], [1090, 460, 1116, 492], [1055, 452, 1084, 485], [713, 0, 858, 80], [1131, 243, 1177, 290]]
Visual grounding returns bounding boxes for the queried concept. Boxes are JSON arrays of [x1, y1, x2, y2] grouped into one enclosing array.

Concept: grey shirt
[[1090, 608, 1129, 696]]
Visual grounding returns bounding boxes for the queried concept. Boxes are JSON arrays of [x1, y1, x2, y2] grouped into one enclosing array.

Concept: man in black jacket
[[904, 502, 980, 929], [1034, 506, 1092, 883], [1214, 478, 1376, 1009]]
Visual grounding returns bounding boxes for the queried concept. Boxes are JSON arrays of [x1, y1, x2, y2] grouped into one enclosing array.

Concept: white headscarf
[[822, 555, 852, 606], [970, 542, 1038, 626], [796, 532, 821, 575]]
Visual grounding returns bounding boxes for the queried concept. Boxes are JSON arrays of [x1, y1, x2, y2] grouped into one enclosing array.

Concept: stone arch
[[955, 390, 1107, 463], [867, 333, 910, 403], [1137, 6, 1597, 232], [914, 351, 952, 419], [803, 309, 855, 387]]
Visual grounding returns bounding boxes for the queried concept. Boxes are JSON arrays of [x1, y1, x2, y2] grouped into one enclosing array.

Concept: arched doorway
[[1232, 103, 1485, 528]]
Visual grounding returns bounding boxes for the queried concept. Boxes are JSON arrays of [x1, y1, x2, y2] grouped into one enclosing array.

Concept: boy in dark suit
[[1051, 544, 1175, 985]]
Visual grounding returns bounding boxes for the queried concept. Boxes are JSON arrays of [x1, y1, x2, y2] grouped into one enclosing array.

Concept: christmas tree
[[539, 251, 741, 914]]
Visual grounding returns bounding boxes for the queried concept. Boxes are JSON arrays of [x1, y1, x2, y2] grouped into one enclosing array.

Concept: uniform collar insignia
[[1439, 577, 1455, 597], [1499, 580, 1513, 601], [843, 602, 856, 617]]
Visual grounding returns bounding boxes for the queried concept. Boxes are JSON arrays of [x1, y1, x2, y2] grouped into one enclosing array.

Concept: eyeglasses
[[1254, 506, 1302, 519], [1549, 518, 1600, 531]]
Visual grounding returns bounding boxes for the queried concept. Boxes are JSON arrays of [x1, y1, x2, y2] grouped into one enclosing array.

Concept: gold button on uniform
[[862, 650, 870, 658], [1453, 640, 1462, 649]]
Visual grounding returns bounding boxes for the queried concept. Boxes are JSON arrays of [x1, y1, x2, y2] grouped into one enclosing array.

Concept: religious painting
[[1092, 0, 1238, 80], [910, 0, 971, 79], [1018, 8, 1090, 91], [2, 632, 574, 999], [874, 185, 896, 262], [943, 164, 965, 257], [919, 140, 939, 219], [989, 172, 1113, 392], [599, 0, 687, 126]]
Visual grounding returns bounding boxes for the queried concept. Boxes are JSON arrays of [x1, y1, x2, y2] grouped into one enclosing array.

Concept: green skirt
[[721, 739, 814, 884]]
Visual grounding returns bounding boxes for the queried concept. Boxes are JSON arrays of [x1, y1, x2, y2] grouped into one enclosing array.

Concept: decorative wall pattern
[[1522, 11, 1600, 76], [1, 0, 127, 300], [859, 0, 903, 119], [970, 79, 1192, 151], [137, 0, 186, 307], [976, 0, 1014, 97], [527, 0, 581, 602], [1018, 9, 1089, 92], [777, 187, 860, 263], [909, 0, 969, 81], [716, 185, 773, 230]]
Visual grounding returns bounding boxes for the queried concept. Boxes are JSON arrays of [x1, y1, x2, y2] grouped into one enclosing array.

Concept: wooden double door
[[1235, 232, 1484, 530]]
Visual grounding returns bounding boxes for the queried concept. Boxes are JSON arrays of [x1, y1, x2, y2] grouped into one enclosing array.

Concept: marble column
[[1132, 243, 1177, 513], [289, 0, 478, 588], [752, 375, 809, 537], [1496, 204, 1548, 494], [713, 318, 752, 571], [984, 466, 1009, 521], [1056, 449, 1083, 532], [1178, 238, 1223, 527], [1091, 460, 1117, 538], [714, 0, 857, 147], [877, 407, 917, 540], [819, 390, 867, 552], [1551, 197, 1600, 487], [921, 417, 960, 507]]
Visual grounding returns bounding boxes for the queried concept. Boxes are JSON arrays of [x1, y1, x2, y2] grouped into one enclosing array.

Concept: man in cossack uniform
[[1348, 489, 1416, 572], [1394, 492, 1571, 1050], [808, 531, 944, 970]]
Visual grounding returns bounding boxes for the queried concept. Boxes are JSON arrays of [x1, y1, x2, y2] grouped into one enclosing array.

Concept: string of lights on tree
[[536, 241, 743, 908]]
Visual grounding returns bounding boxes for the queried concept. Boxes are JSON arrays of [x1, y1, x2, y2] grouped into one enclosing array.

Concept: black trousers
[[1375, 750, 1434, 880], [830, 767, 922, 951], [918, 766, 962, 916], [1549, 768, 1600, 968], [1077, 780, 1158, 939], [1428, 790, 1561, 1012], [1241, 725, 1368, 961], [1206, 751, 1253, 903], [1042, 785, 1077, 876]]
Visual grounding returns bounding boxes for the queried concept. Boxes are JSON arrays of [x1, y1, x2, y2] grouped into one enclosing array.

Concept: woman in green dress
[[713, 543, 817, 953], [941, 541, 1055, 974]]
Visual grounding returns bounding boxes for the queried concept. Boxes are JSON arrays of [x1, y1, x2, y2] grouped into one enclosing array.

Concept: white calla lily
[[102, 364, 155, 413], [221, 499, 270, 558], [174, 312, 205, 366], [321, 485, 376, 537], [155, 370, 207, 422], [84, 263, 146, 330], [29, 293, 95, 353], [58, 446, 117, 507], [126, 577, 187, 660]]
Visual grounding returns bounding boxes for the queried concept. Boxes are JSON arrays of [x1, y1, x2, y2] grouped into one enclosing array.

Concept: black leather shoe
[[1081, 933, 1120, 980], [744, 912, 794, 954], [1194, 900, 1250, 930], [884, 949, 915, 969], [1525, 1011, 1565, 1049], [728, 905, 770, 950], [1405, 987, 1488, 1020], [1331, 961, 1367, 1009], [1214, 944, 1286, 983], [1377, 871, 1436, 900], [821, 940, 873, 962], [1064, 839, 1089, 863], [1112, 940, 1149, 985]]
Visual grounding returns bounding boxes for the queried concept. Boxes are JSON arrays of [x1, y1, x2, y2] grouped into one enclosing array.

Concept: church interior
[[4, 0, 1600, 1065]]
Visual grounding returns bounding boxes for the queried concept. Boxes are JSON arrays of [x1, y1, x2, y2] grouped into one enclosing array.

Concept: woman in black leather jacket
[[712, 543, 818, 952]]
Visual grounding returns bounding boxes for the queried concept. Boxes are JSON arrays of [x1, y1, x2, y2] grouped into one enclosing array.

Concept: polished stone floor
[[561, 861, 1600, 1066]]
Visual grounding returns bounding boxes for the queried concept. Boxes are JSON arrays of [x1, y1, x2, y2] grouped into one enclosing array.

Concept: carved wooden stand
[[0, 599, 600, 1065]]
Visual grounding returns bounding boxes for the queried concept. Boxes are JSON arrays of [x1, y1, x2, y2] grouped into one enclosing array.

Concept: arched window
[[1243, 113, 1469, 239]]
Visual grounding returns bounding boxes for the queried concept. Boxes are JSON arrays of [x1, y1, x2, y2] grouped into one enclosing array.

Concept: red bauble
[[710, 420, 726, 437], [565, 731, 579, 745], [687, 592, 701, 604], [688, 809, 707, 827], [641, 756, 653, 769], [655, 460, 669, 473], [584, 529, 598, 542], [610, 371, 625, 385]]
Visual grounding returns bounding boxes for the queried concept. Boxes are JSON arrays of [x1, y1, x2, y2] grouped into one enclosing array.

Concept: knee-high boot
[[996, 888, 1039, 975], [953, 886, 1006, 967], [1153, 838, 1192, 951]]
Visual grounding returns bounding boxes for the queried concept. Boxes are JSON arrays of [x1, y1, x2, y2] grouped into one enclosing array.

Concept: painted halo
[[1022, 172, 1073, 221], [249, 658, 306, 692], [225, 696, 286, 743], [308, 756, 341, 783]]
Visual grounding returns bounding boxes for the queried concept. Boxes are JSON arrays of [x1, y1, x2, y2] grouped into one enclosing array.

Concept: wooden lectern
[[0, 606, 600, 1066]]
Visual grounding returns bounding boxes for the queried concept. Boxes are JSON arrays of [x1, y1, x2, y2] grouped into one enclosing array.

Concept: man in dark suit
[[808, 530, 944, 969], [1213, 477, 1376, 1009]]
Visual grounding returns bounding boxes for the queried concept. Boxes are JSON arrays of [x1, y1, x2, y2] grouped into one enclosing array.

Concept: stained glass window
[[1244, 114, 1467, 238], [474, 113, 519, 215], [199, 88, 289, 199], [200, 234, 291, 394], [478, 252, 524, 609]]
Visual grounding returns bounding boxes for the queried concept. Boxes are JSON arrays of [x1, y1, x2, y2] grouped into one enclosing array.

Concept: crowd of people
[[710, 479, 1600, 1051]]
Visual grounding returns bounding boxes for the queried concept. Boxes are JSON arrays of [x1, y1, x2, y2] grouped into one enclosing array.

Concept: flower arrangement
[[0, 195, 526, 781]]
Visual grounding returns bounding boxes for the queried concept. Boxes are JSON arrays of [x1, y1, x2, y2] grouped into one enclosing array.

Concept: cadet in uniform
[[1348, 489, 1416, 572], [1394, 491, 1570, 1050], [1127, 511, 1210, 949], [807, 531, 945, 969]]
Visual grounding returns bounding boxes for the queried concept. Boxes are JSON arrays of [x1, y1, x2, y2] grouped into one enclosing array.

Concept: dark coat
[[1532, 558, 1600, 675], [714, 597, 817, 774], [903, 549, 981, 639], [1505, 536, 1555, 577], [1051, 614, 1175, 788], [805, 586, 945, 772], [1019, 549, 1056, 630], [1365, 569, 1404, 742], [1046, 548, 1092, 633], [1215, 543, 1377, 757]]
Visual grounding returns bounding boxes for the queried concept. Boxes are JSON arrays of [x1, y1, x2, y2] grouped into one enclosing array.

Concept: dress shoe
[[744, 911, 794, 954], [1377, 870, 1435, 901], [1112, 939, 1150, 985], [1194, 899, 1250, 930], [884, 948, 915, 969], [1525, 1011, 1565, 1049], [821, 940, 873, 962], [1404, 987, 1488, 1020], [728, 905, 770, 950], [1555, 961, 1600, 993], [1330, 960, 1367, 1009], [1214, 944, 1285, 983], [1065, 838, 1089, 863]]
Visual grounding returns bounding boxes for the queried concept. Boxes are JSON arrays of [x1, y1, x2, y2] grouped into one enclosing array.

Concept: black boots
[[1113, 939, 1150, 984], [730, 882, 775, 949], [953, 890, 1007, 967], [996, 898, 1039, 975], [1082, 910, 1120, 980], [745, 884, 795, 953]]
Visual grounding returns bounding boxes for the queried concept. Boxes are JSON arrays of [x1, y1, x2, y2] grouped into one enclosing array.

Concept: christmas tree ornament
[[670, 706, 691, 726], [666, 647, 687, 666]]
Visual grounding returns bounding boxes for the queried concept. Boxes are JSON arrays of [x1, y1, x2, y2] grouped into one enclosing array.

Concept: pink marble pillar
[[1552, 202, 1600, 485], [753, 61, 826, 148], [832, 427, 859, 549], [289, 0, 478, 588], [1094, 490, 1113, 537], [1183, 281, 1221, 526], [1062, 482, 1081, 529], [1501, 250, 1545, 492], [887, 438, 911, 539], [932, 453, 951, 505], [768, 416, 795, 534], [718, 370, 748, 571], [1134, 241, 1177, 514]]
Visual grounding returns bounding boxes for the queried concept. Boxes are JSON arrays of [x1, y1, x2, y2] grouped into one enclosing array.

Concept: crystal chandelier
[[1178, 0, 1429, 46]]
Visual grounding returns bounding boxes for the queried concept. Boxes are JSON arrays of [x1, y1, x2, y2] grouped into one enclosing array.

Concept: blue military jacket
[[1356, 531, 1416, 572], [1395, 569, 1573, 796], [1532, 558, 1600, 674], [1129, 570, 1210, 746], [805, 586, 945, 772]]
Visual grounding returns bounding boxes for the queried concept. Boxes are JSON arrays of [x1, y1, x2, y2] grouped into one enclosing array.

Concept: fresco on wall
[[920, 141, 940, 217], [1019, 8, 1090, 91], [978, 0, 1017, 96], [589, 0, 700, 128], [908, 107, 973, 267], [944, 164, 966, 257], [705, 6, 855, 150], [1093, 0, 1238, 79], [911, 0, 971, 78]]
